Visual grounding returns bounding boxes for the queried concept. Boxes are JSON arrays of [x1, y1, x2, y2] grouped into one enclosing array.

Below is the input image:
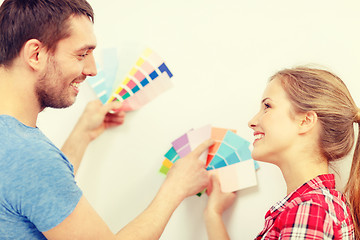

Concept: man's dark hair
[[0, 0, 94, 67]]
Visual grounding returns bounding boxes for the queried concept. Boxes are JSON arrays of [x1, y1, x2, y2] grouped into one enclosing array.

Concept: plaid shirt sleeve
[[274, 201, 335, 239]]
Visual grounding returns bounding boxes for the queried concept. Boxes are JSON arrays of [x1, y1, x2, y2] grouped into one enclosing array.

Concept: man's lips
[[70, 77, 86, 93]]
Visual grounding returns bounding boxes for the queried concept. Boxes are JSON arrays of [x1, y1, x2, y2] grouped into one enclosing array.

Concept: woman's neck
[[279, 155, 329, 195]]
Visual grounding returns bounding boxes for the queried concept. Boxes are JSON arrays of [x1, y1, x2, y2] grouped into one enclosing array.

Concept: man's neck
[[0, 67, 40, 127]]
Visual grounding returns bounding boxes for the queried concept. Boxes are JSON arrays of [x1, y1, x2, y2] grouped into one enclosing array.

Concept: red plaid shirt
[[256, 174, 354, 239]]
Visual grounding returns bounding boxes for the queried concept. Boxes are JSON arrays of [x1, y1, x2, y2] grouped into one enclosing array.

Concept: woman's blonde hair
[[270, 66, 360, 237]]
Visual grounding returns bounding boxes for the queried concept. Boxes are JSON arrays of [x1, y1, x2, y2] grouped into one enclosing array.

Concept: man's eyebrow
[[75, 45, 96, 52]]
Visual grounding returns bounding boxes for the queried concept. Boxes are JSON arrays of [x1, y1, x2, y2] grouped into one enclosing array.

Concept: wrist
[[157, 179, 187, 206], [204, 208, 224, 229], [71, 120, 93, 144], [204, 207, 223, 220]]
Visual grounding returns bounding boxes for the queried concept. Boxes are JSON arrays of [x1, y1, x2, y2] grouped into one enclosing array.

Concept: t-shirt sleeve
[[275, 201, 334, 239], [6, 148, 83, 232]]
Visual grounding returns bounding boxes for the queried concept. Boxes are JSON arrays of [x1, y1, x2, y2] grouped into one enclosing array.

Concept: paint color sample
[[160, 125, 260, 193], [87, 48, 119, 104], [159, 165, 170, 175], [159, 63, 173, 78], [159, 146, 181, 175], [172, 133, 190, 153], [209, 160, 257, 192], [118, 73, 173, 110], [140, 60, 155, 75], [164, 147, 179, 163], [88, 48, 173, 110], [87, 71, 109, 103], [188, 125, 211, 150], [134, 70, 146, 82], [108, 48, 174, 110], [170, 125, 211, 161], [207, 128, 237, 166], [187, 124, 211, 162], [207, 131, 259, 170], [162, 158, 173, 169]]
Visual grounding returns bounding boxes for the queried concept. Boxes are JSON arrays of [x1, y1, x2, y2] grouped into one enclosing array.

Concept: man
[[0, 0, 212, 239]]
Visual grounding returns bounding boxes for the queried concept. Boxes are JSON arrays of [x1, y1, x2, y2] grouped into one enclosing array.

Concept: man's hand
[[61, 99, 126, 174], [76, 100, 126, 142], [113, 139, 214, 239], [163, 139, 214, 200]]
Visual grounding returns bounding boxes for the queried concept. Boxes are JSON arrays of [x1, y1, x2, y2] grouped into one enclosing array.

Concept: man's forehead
[[64, 15, 97, 50]]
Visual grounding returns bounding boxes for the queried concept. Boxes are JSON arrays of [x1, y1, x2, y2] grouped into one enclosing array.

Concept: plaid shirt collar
[[265, 174, 335, 221]]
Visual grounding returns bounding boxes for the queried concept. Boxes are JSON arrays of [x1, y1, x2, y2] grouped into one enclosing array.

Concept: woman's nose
[[248, 113, 258, 129]]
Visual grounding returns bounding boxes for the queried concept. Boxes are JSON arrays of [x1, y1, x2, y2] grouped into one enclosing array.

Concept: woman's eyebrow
[[261, 97, 271, 103]]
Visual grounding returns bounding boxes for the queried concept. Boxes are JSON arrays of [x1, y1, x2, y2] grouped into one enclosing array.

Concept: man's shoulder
[[0, 114, 60, 156], [0, 115, 73, 183]]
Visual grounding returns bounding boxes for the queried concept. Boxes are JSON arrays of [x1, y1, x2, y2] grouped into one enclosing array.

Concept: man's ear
[[22, 39, 47, 71], [298, 111, 318, 134]]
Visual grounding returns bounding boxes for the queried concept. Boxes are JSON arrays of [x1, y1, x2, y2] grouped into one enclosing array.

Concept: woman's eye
[[264, 103, 271, 109]]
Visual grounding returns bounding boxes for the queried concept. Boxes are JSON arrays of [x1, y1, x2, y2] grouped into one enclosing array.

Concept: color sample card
[[159, 147, 180, 175], [87, 48, 119, 104], [207, 127, 236, 166], [209, 160, 257, 192], [206, 130, 260, 171], [159, 125, 259, 193], [88, 48, 173, 111], [171, 125, 211, 162], [107, 48, 173, 111]]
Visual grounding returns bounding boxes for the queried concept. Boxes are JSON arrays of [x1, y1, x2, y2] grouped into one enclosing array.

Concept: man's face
[[35, 15, 97, 109]]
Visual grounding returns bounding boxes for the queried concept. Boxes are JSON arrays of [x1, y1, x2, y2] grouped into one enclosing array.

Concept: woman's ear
[[22, 39, 47, 71], [298, 111, 318, 134]]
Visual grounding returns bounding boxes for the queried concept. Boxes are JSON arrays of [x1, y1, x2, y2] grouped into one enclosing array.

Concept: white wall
[[37, 0, 360, 239]]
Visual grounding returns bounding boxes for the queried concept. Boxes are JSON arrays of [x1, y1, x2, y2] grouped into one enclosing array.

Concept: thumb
[[104, 100, 123, 113], [119, 101, 134, 112], [211, 173, 221, 192], [206, 173, 220, 195], [108, 101, 133, 112]]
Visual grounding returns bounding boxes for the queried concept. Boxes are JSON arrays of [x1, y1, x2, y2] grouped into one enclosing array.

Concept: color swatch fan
[[160, 125, 260, 193], [88, 48, 173, 111]]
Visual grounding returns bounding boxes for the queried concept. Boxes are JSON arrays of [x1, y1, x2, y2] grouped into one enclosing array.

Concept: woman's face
[[248, 77, 301, 165]]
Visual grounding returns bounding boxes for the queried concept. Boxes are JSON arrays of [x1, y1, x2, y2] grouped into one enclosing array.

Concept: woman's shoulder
[[285, 187, 351, 224]]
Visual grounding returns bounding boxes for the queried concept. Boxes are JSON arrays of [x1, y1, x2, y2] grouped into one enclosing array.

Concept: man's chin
[[41, 97, 77, 110]]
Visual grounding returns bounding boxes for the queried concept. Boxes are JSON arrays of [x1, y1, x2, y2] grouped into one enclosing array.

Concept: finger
[[106, 110, 126, 118], [104, 117, 124, 125], [104, 101, 123, 113], [109, 101, 134, 112], [211, 173, 221, 191], [104, 114, 125, 125], [191, 139, 214, 158], [206, 173, 215, 195], [104, 121, 124, 128], [84, 99, 102, 112]]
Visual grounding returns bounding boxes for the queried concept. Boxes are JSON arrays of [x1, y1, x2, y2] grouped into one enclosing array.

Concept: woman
[[204, 67, 360, 239]]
